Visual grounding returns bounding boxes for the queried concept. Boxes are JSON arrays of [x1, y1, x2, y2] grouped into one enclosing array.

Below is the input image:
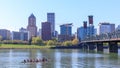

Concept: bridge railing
[[82, 30, 120, 42]]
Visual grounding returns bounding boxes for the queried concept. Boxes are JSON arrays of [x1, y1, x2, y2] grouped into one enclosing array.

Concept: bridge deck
[[81, 38, 120, 43]]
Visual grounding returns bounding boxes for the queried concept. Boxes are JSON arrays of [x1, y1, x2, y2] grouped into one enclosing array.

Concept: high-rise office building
[[12, 31, 29, 41], [88, 15, 94, 36], [60, 23, 72, 36], [88, 15, 93, 25], [47, 13, 55, 36], [41, 22, 52, 41], [116, 25, 120, 31], [98, 22, 115, 35], [77, 27, 85, 41], [0, 29, 11, 40], [83, 21, 87, 38], [58, 23, 73, 42], [38, 29, 42, 37], [27, 13, 37, 38], [19, 27, 29, 41], [19, 27, 27, 32]]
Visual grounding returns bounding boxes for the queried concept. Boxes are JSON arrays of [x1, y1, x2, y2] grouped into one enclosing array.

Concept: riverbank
[[50, 45, 83, 49], [0, 44, 53, 49], [1, 44, 119, 49], [0, 44, 82, 49]]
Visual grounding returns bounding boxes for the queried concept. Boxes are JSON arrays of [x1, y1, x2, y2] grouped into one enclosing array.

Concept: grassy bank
[[0, 44, 53, 49]]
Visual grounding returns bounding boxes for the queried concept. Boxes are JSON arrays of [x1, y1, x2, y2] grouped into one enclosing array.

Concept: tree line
[[0, 36, 79, 46]]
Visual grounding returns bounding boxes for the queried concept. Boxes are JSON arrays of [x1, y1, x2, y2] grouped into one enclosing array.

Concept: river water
[[0, 49, 120, 68]]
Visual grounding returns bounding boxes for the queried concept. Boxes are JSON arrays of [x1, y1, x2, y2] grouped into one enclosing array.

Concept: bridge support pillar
[[83, 43, 88, 50], [109, 42, 118, 53], [88, 43, 95, 50], [97, 42, 103, 52]]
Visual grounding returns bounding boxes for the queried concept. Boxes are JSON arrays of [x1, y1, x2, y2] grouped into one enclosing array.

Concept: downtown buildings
[[77, 15, 95, 41], [41, 13, 56, 41], [11, 13, 56, 41], [8, 14, 37, 41], [0, 13, 118, 42], [12, 13, 38, 41], [77, 16, 116, 41]]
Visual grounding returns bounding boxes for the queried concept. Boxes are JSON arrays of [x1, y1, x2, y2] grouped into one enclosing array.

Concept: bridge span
[[80, 39, 120, 53]]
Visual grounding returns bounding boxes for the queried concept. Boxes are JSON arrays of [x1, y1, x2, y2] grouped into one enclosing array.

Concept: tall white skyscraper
[[47, 13, 55, 37]]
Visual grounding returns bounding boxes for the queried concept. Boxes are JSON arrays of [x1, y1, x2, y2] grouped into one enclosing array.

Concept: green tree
[[0, 36, 2, 45], [0, 36, 2, 41], [28, 37, 32, 45], [52, 37, 58, 42], [72, 38, 79, 45], [32, 37, 43, 45], [62, 41, 72, 46], [47, 40, 55, 46]]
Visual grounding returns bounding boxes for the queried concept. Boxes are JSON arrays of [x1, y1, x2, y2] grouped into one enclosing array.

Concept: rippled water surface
[[0, 49, 120, 68]]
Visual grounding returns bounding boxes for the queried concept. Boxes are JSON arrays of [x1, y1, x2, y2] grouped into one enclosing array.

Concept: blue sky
[[0, 0, 120, 33]]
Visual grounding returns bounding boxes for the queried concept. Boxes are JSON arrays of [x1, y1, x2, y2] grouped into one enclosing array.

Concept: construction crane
[[64, 23, 73, 26]]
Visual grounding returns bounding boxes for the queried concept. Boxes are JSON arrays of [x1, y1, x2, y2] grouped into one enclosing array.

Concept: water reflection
[[36, 50, 42, 68], [72, 50, 78, 68], [0, 49, 120, 68], [54, 49, 61, 68]]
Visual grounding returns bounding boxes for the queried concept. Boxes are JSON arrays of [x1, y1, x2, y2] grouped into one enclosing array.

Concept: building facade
[[77, 27, 85, 41], [60, 23, 72, 36], [27, 13, 37, 39], [19, 27, 29, 41], [116, 25, 120, 31], [58, 23, 73, 42], [19, 27, 27, 32], [58, 35, 74, 42], [98, 22, 115, 35], [41, 22, 52, 41], [0, 29, 11, 40], [47, 13, 55, 37], [12, 31, 21, 40], [12, 31, 29, 41], [38, 29, 41, 37], [88, 15, 94, 37], [87, 25, 95, 36], [77, 26, 96, 41]]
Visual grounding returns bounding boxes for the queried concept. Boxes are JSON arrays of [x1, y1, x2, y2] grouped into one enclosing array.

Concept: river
[[0, 48, 120, 68]]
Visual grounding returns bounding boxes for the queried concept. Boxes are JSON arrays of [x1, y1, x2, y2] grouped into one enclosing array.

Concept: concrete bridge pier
[[96, 42, 103, 52], [88, 43, 95, 50], [83, 43, 88, 51], [109, 42, 118, 53]]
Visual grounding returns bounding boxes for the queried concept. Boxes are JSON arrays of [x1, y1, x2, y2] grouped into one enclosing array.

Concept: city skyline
[[0, 0, 120, 33]]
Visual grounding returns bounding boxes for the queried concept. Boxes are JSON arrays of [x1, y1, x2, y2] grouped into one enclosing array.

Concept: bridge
[[80, 30, 120, 53]]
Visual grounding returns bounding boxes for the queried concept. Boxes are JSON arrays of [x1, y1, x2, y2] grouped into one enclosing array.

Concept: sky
[[0, 0, 120, 34]]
